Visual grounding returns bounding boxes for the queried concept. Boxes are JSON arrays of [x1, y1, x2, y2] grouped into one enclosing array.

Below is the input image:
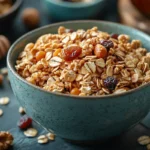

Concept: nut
[[22, 8, 40, 28], [0, 35, 10, 60], [0, 131, 13, 150]]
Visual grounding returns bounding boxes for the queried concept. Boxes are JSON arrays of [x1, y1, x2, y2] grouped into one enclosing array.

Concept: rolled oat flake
[[46, 132, 55, 140], [0, 109, 3, 116], [24, 128, 38, 137], [0, 97, 10, 105], [37, 135, 49, 144], [137, 135, 150, 145]]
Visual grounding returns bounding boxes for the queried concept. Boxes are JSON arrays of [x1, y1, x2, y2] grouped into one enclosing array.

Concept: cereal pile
[[16, 26, 150, 96]]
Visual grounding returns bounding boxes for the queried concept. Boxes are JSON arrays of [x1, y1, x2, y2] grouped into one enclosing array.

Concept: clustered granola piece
[[0, 131, 13, 150], [16, 26, 150, 96]]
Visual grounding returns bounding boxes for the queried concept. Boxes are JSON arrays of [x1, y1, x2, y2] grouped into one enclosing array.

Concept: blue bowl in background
[[42, 0, 107, 21]]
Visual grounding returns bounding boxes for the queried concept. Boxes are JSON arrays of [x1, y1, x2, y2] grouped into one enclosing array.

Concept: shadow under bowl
[[7, 20, 150, 141]]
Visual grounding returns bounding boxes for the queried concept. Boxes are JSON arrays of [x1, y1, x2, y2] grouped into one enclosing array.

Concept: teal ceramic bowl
[[42, 0, 107, 21], [7, 21, 150, 141]]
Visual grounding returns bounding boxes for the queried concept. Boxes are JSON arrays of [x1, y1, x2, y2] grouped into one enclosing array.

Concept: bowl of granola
[[7, 20, 150, 141]]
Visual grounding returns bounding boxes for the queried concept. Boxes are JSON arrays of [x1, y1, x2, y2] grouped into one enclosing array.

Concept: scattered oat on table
[[0, 67, 8, 75], [24, 128, 38, 137], [0, 131, 13, 150], [0, 109, 3, 116], [18, 106, 26, 114], [137, 135, 150, 145], [46, 132, 55, 141], [0, 97, 9, 105], [37, 135, 49, 144]]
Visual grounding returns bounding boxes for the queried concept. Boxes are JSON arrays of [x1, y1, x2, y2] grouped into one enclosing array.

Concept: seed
[[37, 135, 49, 144], [24, 128, 38, 137], [147, 144, 150, 150], [0, 67, 8, 75], [137, 135, 150, 145], [0, 109, 3, 116], [0, 97, 10, 105], [36, 51, 46, 61], [19, 107, 26, 115], [46, 133, 55, 140]]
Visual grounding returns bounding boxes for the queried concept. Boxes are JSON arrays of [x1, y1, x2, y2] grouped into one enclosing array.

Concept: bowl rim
[[0, 0, 22, 19], [45, 0, 104, 8], [7, 20, 150, 99]]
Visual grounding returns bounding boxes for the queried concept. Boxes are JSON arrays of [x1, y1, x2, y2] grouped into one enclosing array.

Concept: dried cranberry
[[63, 45, 82, 61], [17, 115, 32, 129], [100, 40, 114, 50], [103, 76, 118, 90], [111, 34, 119, 40]]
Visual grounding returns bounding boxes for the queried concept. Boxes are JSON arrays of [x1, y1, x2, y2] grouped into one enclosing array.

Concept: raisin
[[103, 76, 118, 90], [100, 40, 114, 50], [62, 45, 82, 61], [111, 34, 119, 40], [17, 115, 32, 129]]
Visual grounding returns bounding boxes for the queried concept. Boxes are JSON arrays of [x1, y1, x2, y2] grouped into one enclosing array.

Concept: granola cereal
[[15, 26, 150, 96]]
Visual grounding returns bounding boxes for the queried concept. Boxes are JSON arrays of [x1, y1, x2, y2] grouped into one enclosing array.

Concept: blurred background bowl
[[42, 0, 108, 21], [0, 0, 22, 32], [131, 0, 150, 18]]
